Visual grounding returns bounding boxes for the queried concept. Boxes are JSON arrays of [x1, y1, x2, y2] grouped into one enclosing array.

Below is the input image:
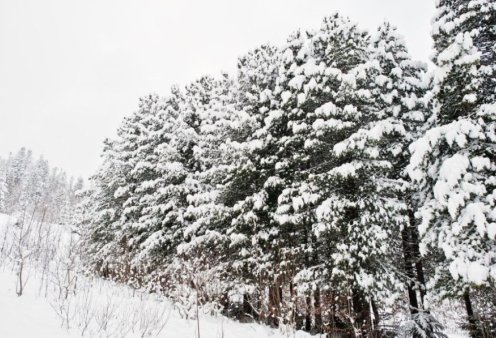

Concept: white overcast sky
[[0, 0, 435, 179]]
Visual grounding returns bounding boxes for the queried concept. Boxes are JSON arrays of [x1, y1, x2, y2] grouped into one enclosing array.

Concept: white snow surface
[[0, 213, 311, 338], [0, 269, 311, 338], [0, 213, 468, 338]]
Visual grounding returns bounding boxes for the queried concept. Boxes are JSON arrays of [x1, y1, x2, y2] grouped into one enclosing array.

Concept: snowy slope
[[0, 213, 467, 338], [0, 213, 312, 338], [0, 269, 312, 338], [0, 271, 71, 338]]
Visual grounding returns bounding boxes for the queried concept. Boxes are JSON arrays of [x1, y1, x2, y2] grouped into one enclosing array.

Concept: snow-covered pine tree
[[432, 0, 495, 124], [0, 148, 80, 225], [368, 22, 451, 338], [220, 44, 286, 324], [45, 167, 70, 222], [408, 0, 496, 336], [5, 148, 33, 215], [82, 138, 130, 278], [134, 77, 223, 293], [176, 73, 251, 310], [271, 14, 397, 335], [23, 156, 49, 222], [272, 14, 430, 335], [125, 92, 186, 278], [82, 95, 161, 280], [272, 20, 362, 332], [60, 176, 85, 225]]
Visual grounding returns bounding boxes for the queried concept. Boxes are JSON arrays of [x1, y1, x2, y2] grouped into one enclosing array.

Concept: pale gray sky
[[0, 0, 434, 178]]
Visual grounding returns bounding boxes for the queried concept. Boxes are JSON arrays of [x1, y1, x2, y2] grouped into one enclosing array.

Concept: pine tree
[[123, 93, 187, 273], [408, 1, 496, 336], [82, 95, 161, 279], [0, 148, 77, 224], [82, 138, 128, 278], [5, 148, 32, 215], [368, 22, 450, 338], [219, 44, 285, 322], [177, 74, 249, 305], [272, 14, 405, 334]]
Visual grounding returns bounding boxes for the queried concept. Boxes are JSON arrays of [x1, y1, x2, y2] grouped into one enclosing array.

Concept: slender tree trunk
[[290, 281, 303, 329], [408, 210, 427, 307], [196, 277, 201, 338], [463, 289, 482, 338], [303, 229, 312, 332], [352, 288, 369, 337], [268, 283, 280, 327], [401, 226, 420, 315], [16, 260, 24, 296], [314, 286, 323, 333], [370, 298, 379, 330], [305, 294, 312, 332], [220, 291, 229, 316]]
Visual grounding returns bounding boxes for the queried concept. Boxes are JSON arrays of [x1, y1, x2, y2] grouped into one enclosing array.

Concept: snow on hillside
[[0, 269, 313, 338], [0, 213, 468, 338], [0, 213, 311, 338]]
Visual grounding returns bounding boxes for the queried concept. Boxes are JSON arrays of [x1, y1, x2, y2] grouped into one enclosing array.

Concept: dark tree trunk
[[305, 294, 312, 332], [268, 283, 281, 327], [408, 210, 427, 306], [291, 282, 304, 329], [243, 293, 258, 320], [371, 298, 379, 329], [352, 289, 369, 336], [303, 229, 313, 333], [220, 291, 229, 316], [464, 289, 482, 338], [401, 225, 420, 315], [314, 286, 323, 333]]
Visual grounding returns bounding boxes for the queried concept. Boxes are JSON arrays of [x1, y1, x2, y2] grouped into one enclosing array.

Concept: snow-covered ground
[[0, 268, 314, 338], [0, 270, 73, 338], [0, 213, 312, 338], [0, 213, 467, 338]]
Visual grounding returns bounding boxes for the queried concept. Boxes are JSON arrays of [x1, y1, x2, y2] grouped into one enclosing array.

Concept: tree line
[[0, 147, 83, 225], [80, 2, 495, 337]]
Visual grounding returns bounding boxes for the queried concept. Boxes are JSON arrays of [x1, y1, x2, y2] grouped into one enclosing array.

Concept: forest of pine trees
[[0, 147, 83, 225], [79, 2, 495, 337]]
